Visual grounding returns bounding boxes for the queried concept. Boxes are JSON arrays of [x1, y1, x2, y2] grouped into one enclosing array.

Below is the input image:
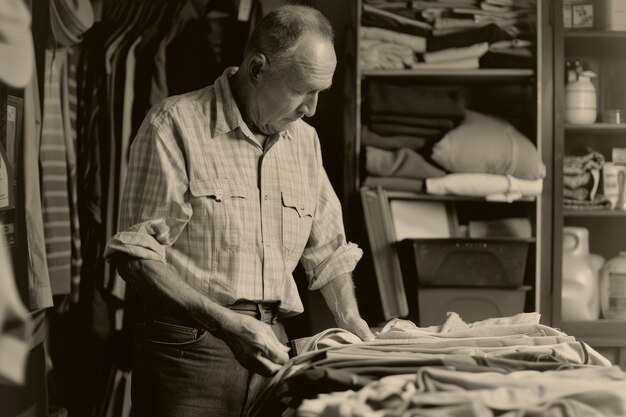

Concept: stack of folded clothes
[[362, 82, 546, 199], [362, 80, 464, 192], [246, 312, 621, 417], [563, 149, 611, 210], [360, 0, 536, 70]]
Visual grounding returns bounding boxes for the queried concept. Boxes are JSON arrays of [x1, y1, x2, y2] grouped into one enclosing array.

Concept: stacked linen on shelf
[[563, 149, 611, 210], [426, 110, 545, 201], [246, 312, 623, 417], [360, 0, 535, 71], [362, 81, 465, 192]]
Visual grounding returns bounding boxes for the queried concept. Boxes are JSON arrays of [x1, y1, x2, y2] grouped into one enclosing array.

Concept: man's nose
[[299, 93, 318, 118]]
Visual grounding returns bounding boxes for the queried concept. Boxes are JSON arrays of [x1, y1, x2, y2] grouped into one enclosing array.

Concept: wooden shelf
[[384, 190, 536, 203], [564, 30, 626, 38], [360, 68, 534, 81], [564, 210, 626, 217], [565, 123, 626, 132], [560, 319, 626, 346]]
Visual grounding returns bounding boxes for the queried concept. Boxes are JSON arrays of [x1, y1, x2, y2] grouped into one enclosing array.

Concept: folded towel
[[564, 195, 611, 210]]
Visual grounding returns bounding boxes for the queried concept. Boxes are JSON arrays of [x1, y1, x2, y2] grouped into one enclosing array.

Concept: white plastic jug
[[565, 70, 597, 124], [562, 227, 603, 320], [601, 252, 626, 319]]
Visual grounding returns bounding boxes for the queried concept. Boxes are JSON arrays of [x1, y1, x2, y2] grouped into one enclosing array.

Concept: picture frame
[[572, 3, 594, 28]]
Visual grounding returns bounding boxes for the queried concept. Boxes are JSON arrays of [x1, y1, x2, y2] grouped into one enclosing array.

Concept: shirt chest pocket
[[189, 179, 250, 249], [281, 191, 314, 260]]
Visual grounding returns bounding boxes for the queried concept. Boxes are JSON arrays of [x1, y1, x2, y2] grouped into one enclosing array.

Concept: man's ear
[[248, 53, 269, 86]]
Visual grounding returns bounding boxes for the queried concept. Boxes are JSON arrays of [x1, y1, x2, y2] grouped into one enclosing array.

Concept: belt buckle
[[257, 303, 278, 324]]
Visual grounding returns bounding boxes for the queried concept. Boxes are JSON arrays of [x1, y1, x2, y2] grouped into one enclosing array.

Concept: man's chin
[[262, 121, 295, 135]]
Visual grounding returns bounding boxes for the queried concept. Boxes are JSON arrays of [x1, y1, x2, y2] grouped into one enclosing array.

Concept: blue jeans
[[131, 313, 288, 417]]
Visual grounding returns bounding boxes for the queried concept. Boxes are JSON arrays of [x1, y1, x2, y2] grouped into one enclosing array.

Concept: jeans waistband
[[142, 300, 281, 329]]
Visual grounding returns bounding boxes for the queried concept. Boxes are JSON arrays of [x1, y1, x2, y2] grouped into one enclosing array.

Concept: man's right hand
[[220, 312, 290, 377]]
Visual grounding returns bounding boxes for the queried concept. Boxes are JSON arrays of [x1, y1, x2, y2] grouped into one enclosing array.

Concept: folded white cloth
[[361, 26, 427, 53], [360, 39, 415, 70], [424, 42, 489, 63], [426, 173, 543, 200]]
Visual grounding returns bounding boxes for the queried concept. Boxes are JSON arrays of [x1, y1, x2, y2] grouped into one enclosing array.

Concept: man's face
[[251, 34, 337, 135]]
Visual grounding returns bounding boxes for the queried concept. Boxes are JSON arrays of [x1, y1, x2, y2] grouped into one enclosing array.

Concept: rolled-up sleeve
[[104, 114, 191, 264], [301, 134, 363, 290]]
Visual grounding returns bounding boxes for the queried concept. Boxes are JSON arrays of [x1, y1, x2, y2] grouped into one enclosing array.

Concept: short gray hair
[[245, 4, 334, 69]]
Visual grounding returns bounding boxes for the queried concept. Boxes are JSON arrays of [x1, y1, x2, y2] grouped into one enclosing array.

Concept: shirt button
[[217, 189, 223, 195], [264, 194, 268, 200], [266, 242, 271, 247]]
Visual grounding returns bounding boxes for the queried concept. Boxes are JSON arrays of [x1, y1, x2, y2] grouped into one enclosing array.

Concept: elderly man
[[105, 4, 373, 417]]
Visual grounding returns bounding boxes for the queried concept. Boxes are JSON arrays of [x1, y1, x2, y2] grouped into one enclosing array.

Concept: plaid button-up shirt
[[104, 67, 362, 315]]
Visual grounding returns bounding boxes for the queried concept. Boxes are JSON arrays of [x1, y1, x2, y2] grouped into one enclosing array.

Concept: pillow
[[431, 110, 546, 180]]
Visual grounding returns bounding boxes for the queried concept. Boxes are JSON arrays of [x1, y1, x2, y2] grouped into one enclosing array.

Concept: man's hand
[[219, 312, 290, 377], [336, 314, 375, 342], [319, 273, 376, 342]]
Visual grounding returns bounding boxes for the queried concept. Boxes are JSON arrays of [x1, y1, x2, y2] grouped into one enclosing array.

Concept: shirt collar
[[213, 66, 294, 141]]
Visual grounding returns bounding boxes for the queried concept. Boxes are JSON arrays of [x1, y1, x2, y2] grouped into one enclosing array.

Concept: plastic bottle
[[600, 252, 626, 319], [562, 227, 602, 320], [565, 70, 597, 124]]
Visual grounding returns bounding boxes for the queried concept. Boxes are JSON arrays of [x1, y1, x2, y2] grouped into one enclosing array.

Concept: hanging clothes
[[40, 49, 72, 296]]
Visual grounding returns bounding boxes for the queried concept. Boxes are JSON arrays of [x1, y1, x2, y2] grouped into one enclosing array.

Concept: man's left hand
[[337, 315, 375, 341]]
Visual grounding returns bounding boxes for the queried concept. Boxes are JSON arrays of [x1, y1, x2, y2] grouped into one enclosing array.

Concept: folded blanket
[[369, 122, 446, 138], [365, 146, 447, 179], [426, 173, 542, 199], [361, 126, 430, 151], [362, 176, 425, 192], [367, 82, 466, 121], [564, 195, 612, 210], [369, 114, 456, 130]]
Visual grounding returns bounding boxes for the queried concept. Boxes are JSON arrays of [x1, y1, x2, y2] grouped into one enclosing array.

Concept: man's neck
[[229, 71, 269, 147]]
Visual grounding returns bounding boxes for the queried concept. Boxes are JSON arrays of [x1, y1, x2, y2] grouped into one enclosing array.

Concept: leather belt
[[227, 300, 281, 324]]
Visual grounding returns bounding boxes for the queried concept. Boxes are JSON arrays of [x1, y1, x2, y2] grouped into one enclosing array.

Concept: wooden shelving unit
[[349, 0, 552, 324], [361, 68, 534, 81], [553, 1, 626, 366]]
